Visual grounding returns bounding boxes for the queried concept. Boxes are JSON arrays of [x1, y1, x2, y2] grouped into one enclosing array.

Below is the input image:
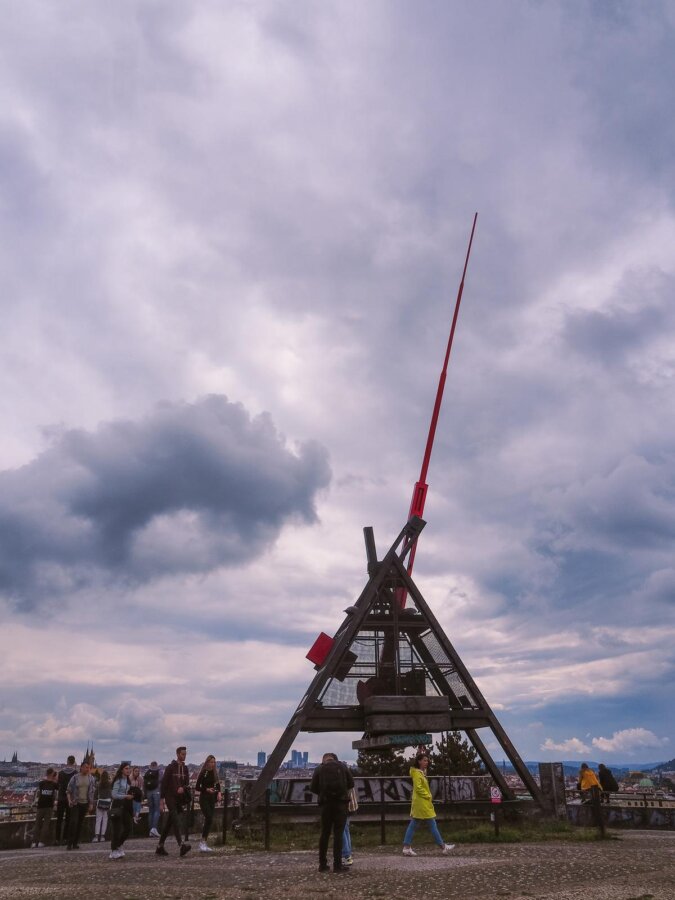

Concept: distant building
[[257, 751, 266, 767]]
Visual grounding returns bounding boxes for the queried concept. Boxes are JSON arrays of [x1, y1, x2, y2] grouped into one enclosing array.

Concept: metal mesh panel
[[418, 631, 478, 707]]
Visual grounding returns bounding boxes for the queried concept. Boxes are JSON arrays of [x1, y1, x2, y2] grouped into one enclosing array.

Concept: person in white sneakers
[[402, 753, 455, 856], [195, 754, 220, 853], [109, 762, 134, 860]]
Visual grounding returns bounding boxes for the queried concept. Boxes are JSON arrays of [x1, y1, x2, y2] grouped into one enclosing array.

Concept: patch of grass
[[228, 818, 609, 850]]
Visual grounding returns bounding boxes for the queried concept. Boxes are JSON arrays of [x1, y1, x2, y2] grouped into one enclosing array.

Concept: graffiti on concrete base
[[267, 775, 492, 805]]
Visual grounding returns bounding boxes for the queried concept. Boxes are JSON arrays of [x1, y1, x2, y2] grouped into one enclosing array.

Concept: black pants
[[159, 804, 185, 846], [319, 800, 348, 869], [55, 799, 71, 843], [110, 808, 132, 851], [68, 803, 88, 848], [200, 795, 216, 840]]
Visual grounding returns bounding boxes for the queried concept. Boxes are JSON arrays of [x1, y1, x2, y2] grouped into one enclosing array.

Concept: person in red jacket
[[156, 746, 191, 858]]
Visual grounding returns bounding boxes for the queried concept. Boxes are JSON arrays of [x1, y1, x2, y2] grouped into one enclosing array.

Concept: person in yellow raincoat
[[577, 763, 601, 804], [402, 754, 455, 856]]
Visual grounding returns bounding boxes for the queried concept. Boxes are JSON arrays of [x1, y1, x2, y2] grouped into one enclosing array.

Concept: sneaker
[[318, 863, 330, 873], [109, 850, 119, 860], [199, 841, 214, 853], [179, 842, 191, 857], [341, 855, 353, 866], [402, 847, 417, 856], [149, 828, 160, 838], [31, 843, 37, 848], [442, 843, 456, 854], [118, 848, 125, 857], [156, 845, 169, 857]]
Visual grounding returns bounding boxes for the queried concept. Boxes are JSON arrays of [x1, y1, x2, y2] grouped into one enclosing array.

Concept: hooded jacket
[[578, 767, 601, 791], [409, 766, 436, 819]]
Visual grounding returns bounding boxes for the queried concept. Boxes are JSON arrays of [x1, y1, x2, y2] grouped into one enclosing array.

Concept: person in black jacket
[[309, 753, 354, 874], [597, 763, 619, 803], [195, 754, 221, 853], [32, 768, 58, 847], [55, 756, 77, 845], [156, 746, 191, 857], [144, 762, 162, 837]]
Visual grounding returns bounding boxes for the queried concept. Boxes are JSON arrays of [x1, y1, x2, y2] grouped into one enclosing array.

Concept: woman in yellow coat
[[402, 754, 455, 856]]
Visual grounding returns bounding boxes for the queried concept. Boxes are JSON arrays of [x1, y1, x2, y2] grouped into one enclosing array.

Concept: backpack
[[321, 761, 347, 801], [143, 769, 159, 792]]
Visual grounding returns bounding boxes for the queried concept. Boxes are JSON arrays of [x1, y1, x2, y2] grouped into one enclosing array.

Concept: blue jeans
[[403, 817, 444, 847], [147, 790, 161, 831], [342, 820, 351, 859]]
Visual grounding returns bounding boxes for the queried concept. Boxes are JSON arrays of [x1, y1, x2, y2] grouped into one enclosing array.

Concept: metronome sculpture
[[248, 215, 545, 809]]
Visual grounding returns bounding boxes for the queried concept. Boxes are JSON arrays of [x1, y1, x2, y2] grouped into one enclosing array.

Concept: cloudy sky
[[2, 0, 674, 770]]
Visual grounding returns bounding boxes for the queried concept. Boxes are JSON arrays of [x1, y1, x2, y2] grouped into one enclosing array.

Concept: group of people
[[578, 762, 619, 805], [32, 747, 221, 861], [309, 750, 454, 874]]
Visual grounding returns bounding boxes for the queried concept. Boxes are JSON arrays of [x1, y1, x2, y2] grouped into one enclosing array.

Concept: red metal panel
[[306, 631, 334, 667]]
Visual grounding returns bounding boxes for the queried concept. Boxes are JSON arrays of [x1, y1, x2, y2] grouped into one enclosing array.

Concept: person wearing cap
[[156, 746, 191, 857]]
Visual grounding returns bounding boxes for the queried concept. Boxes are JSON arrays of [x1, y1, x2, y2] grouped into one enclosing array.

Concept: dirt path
[[1, 831, 673, 899]]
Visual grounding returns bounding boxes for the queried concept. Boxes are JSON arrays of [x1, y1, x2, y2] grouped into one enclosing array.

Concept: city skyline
[[1, 2, 674, 767]]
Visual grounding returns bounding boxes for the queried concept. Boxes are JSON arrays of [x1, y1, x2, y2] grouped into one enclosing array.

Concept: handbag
[[109, 798, 124, 819], [347, 787, 358, 813]]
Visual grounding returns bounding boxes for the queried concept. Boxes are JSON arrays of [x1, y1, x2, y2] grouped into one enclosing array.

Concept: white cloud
[[541, 737, 590, 755], [591, 728, 670, 754]]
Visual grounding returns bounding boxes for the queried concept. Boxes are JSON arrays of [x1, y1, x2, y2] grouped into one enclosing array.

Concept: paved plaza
[[1, 830, 674, 899]]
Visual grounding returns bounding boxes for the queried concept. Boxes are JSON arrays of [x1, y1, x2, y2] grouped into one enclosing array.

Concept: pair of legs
[[403, 816, 445, 848], [319, 799, 348, 870], [33, 808, 52, 845], [110, 808, 132, 851], [342, 820, 352, 861], [200, 796, 216, 841], [55, 800, 70, 844], [95, 807, 109, 840], [159, 804, 186, 847], [67, 803, 88, 848], [147, 790, 161, 833]]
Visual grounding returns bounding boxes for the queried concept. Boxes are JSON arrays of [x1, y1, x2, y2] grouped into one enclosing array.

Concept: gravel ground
[[1, 831, 674, 899]]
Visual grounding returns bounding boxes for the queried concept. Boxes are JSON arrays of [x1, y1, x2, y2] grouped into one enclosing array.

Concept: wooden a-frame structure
[[248, 516, 545, 809]]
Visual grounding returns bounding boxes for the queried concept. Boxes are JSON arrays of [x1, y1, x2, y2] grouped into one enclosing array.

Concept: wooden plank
[[364, 695, 450, 714], [365, 712, 453, 733], [352, 733, 432, 751]]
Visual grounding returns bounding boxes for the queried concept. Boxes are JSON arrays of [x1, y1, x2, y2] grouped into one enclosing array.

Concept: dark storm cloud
[[563, 269, 675, 368], [0, 395, 330, 607]]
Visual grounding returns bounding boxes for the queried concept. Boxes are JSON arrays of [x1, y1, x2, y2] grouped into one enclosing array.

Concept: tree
[[356, 746, 410, 776], [429, 731, 483, 776]]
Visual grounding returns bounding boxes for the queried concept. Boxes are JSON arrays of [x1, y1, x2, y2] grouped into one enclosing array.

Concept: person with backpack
[[55, 756, 77, 844], [94, 770, 112, 842], [402, 753, 455, 856], [143, 762, 161, 837], [309, 752, 354, 874], [156, 746, 192, 858]]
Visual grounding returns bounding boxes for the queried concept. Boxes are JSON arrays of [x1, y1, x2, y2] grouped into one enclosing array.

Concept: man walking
[[156, 746, 191, 857], [55, 756, 77, 844], [310, 752, 354, 874], [144, 761, 162, 837], [66, 762, 95, 849]]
